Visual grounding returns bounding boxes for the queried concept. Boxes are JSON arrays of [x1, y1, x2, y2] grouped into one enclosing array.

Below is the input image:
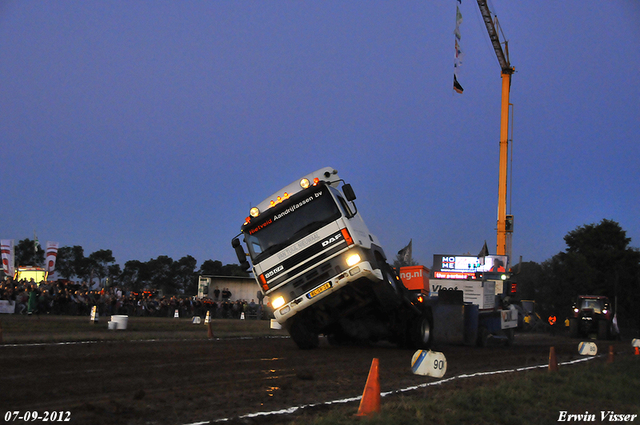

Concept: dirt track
[[1, 332, 632, 425]]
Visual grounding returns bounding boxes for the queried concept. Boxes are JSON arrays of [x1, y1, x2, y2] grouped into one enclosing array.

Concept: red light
[[259, 274, 269, 291], [341, 228, 354, 245], [417, 295, 424, 303], [313, 177, 319, 185], [510, 283, 517, 293]]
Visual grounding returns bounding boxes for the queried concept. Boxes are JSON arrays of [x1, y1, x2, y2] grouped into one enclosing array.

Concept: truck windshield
[[580, 298, 602, 313], [243, 184, 341, 263]]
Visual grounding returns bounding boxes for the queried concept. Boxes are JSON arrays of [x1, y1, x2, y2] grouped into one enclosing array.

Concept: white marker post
[[578, 341, 598, 356], [411, 350, 447, 378]]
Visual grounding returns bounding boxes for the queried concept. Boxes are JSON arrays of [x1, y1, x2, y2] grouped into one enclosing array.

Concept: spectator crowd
[[0, 277, 269, 320]]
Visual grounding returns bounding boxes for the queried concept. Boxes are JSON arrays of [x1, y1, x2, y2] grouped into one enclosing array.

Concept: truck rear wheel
[[410, 314, 432, 349], [477, 326, 490, 347], [289, 316, 320, 350]]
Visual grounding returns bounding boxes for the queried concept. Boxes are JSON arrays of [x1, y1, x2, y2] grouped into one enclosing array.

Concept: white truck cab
[[232, 167, 431, 349]]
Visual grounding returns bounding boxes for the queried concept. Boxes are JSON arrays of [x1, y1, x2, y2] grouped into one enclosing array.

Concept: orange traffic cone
[[548, 347, 558, 372], [607, 345, 614, 363], [634, 347, 639, 356], [356, 358, 381, 416]]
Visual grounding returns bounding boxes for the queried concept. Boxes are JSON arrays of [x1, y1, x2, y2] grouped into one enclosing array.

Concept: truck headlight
[[272, 296, 285, 310], [346, 253, 361, 267]]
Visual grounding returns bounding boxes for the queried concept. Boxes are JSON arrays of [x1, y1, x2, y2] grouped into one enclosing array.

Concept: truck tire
[[505, 328, 515, 346], [477, 326, 490, 347], [569, 318, 578, 338], [381, 262, 400, 294], [597, 319, 609, 340], [289, 317, 319, 350], [410, 313, 432, 349]]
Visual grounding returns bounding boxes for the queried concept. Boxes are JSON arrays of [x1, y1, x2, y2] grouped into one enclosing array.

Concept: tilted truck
[[231, 167, 432, 349]]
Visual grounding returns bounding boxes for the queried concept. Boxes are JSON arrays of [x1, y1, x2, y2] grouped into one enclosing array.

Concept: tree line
[[7, 219, 639, 328], [510, 219, 640, 329], [390, 219, 640, 330], [8, 239, 248, 295]]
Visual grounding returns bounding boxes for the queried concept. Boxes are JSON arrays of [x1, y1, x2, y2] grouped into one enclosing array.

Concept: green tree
[[172, 255, 198, 294], [69, 246, 90, 281], [55, 246, 75, 280], [88, 249, 116, 286], [199, 260, 223, 276], [121, 260, 149, 292], [147, 256, 176, 294], [510, 261, 543, 301], [538, 219, 640, 327], [107, 263, 122, 287], [199, 259, 249, 277], [15, 238, 44, 267]]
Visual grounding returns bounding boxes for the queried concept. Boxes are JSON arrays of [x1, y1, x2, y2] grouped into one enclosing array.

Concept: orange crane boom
[[476, 0, 514, 258]]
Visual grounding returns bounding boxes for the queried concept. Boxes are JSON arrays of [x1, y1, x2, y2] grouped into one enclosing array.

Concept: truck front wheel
[[289, 316, 320, 350], [597, 319, 609, 340]]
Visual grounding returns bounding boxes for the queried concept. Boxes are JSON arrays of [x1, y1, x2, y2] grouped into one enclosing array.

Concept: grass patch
[[287, 357, 640, 425], [0, 314, 287, 343]]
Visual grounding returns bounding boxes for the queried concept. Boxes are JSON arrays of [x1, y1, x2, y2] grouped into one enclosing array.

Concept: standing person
[[213, 287, 220, 301], [27, 286, 38, 315]]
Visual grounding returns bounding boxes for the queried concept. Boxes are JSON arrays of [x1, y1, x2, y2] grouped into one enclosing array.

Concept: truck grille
[[290, 262, 338, 299]]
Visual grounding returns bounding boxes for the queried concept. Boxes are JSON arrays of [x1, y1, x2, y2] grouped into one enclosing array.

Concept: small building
[[197, 275, 263, 303]]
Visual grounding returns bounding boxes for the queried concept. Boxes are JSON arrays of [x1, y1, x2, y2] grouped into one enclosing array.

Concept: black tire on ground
[[410, 313, 433, 349], [569, 318, 579, 338], [597, 319, 609, 340], [289, 316, 319, 350], [381, 262, 400, 294], [477, 326, 490, 347], [327, 327, 350, 346], [505, 328, 515, 346]]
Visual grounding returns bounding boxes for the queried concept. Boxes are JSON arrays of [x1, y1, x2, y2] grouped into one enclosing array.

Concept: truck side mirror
[[342, 184, 356, 202], [232, 238, 250, 271]]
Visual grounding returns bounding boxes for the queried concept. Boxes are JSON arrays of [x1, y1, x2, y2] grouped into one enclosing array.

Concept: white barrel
[[111, 315, 129, 330]]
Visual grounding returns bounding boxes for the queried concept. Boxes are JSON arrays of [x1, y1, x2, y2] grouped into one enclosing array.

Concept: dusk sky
[[2, 1, 639, 271]]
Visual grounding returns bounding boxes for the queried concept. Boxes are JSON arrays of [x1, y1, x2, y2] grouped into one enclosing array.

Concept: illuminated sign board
[[431, 255, 507, 280]]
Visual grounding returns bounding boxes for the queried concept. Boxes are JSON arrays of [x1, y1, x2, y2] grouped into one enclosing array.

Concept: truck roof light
[[250, 207, 260, 218], [313, 177, 319, 185], [300, 178, 310, 189]]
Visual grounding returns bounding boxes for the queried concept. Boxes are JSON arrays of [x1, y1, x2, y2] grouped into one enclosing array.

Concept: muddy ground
[[1, 331, 633, 425]]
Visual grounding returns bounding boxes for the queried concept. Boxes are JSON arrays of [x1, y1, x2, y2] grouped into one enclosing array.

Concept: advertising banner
[[45, 241, 59, 273], [431, 254, 508, 280], [1, 239, 15, 277]]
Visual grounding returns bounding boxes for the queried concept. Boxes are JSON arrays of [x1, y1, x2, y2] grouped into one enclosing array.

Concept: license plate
[[307, 282, 331, 298]]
